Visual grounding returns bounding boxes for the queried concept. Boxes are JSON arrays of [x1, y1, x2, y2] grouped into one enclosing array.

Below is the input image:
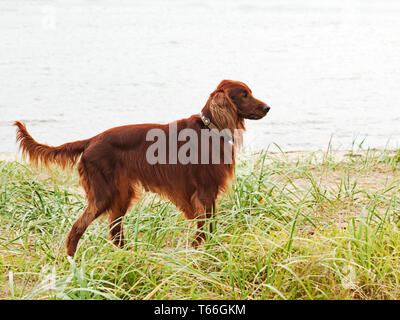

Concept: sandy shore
[[0, 152, 22, 162]]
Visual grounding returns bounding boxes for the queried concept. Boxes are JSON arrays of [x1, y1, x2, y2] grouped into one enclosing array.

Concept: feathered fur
[[14, 80, 269, 256], [15, 121, 89, 168]]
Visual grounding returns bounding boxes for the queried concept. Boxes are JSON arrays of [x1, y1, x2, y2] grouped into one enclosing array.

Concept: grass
[[0, 147, 400, 300]]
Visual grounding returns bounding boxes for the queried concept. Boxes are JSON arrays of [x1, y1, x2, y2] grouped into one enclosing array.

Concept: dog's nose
[[262, 105, 270, 113]]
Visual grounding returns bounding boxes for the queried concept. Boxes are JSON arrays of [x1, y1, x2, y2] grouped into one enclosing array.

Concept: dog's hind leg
[[108, 184, 136, 249], [65, 203, 109, 256], [65, 159, 115, 256]]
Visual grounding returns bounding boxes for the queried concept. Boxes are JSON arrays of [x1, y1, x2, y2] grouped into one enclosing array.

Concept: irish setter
[[14, 80, 270, 256]]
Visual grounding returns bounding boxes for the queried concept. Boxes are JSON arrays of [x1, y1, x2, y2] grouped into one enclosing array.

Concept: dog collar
[[200, 113, 218, 130], [199, 113, 234, 145]]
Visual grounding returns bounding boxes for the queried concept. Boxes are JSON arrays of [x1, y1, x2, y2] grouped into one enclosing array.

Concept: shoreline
[[1, 149, 396, 164], [2, 149, 397, 163], [0, 152, 22, 162]]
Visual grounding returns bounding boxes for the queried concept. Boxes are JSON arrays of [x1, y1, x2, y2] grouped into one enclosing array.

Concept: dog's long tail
[[14, 121, 90, 168]]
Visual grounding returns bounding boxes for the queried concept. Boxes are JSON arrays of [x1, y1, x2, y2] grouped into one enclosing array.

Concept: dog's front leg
[[190, 191, 216, 247]]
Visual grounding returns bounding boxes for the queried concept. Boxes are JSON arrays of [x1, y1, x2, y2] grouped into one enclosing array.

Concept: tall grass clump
[[0, 147, 399, 299]]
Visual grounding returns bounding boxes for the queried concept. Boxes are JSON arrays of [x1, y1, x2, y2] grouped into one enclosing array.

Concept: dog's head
[[202, 80, 270, 131]]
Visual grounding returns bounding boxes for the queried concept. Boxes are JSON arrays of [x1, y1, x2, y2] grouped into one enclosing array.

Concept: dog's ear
[[208, 91, 238, 131]]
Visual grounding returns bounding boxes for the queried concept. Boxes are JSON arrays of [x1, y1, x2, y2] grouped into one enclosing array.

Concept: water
[[1, 0, 400, 153]]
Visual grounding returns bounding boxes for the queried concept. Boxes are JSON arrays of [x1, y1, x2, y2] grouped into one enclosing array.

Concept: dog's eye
[[243, 92, 248, 98]]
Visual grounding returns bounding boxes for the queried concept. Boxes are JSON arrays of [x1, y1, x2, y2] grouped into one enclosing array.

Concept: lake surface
[[1, 0, 400, 153]]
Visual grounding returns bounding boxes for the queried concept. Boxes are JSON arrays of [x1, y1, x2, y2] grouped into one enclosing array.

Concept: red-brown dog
[[14, 80, 270, 256]]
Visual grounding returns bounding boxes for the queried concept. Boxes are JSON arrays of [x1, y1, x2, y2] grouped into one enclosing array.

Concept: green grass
[[1, 147, 400, 300]]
